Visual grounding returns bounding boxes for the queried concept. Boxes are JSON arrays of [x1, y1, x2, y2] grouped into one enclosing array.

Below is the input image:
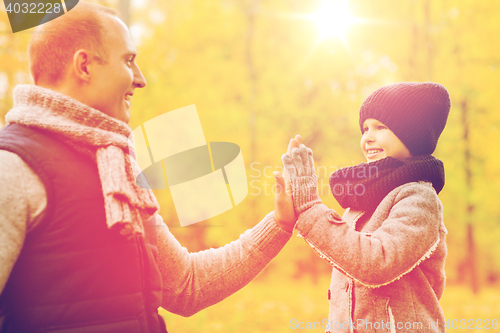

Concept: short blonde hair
[[28, 2, 119, 86]]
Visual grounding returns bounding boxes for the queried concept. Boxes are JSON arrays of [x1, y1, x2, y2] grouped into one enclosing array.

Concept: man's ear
[[72, 49, 93, 82]]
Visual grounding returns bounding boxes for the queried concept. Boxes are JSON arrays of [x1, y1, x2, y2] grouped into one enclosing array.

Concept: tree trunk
[[461, 99, 479, 293], [242, 0, 258, 163], [118, 0, 131, 26]]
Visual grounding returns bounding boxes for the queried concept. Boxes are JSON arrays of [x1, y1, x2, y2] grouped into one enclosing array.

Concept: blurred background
[[1, 0, 499, 331]]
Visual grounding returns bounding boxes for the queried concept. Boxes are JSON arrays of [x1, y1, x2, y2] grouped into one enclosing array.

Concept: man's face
[[86, 15, 146, 123], [360, 118, 412, 163]]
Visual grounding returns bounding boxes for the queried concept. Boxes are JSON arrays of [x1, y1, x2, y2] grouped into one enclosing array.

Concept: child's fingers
[[298, 144, 309, 173], [282, 153, 297, 178], [291, 147, 305, 176], [307, 148, 315, 174]]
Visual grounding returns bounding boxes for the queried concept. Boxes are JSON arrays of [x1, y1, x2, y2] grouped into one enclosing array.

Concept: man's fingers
[[286, 139, 294, 156], [273, 171, 287, 197], [295, 134, 302, 145], [287, 137, 300, 156], [273, 171, 284, 186], [273, 171, 297, 232]]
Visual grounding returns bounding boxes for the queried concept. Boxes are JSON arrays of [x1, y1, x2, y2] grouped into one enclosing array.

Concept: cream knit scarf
[[5, 84, 159, 238]]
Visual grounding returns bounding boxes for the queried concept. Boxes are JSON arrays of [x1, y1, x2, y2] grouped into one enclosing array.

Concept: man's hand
[[273, 135, 302, 232]]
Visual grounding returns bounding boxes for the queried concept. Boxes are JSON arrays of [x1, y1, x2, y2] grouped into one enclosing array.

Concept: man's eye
[[363, 128, 369, 133], [377, 126, 387, 130]]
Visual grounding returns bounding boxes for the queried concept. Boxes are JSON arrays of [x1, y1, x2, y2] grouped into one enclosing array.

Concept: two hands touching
[[273, 135, 322, 232]]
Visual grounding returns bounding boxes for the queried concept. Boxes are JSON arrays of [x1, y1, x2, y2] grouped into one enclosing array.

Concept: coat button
[[327, 210, 344, 224]]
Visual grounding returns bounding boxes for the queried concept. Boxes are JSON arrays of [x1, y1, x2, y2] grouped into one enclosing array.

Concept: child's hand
[[282, 135, 302, 196], [282, 139, 322, 216], [273, 135, 302, 232]]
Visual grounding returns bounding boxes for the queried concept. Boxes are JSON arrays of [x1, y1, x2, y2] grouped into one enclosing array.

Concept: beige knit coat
[[295, 181, 447, 333]]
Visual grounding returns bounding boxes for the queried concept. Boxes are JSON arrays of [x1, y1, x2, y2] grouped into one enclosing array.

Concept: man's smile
[[124, 92, 133, 107]]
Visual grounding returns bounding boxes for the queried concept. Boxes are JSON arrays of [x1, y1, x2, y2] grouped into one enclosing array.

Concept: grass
[[160, 275, 500, 332], [440, 285, 500, 331]]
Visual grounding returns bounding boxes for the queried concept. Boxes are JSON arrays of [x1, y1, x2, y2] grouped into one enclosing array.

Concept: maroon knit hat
[[359, 82, 451, 156]]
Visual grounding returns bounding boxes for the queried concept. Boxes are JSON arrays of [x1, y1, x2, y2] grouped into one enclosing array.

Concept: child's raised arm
[[283, 144, 445, 289]]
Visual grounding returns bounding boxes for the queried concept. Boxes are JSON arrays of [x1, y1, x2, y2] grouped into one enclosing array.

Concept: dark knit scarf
[[329, 155, 445, 212]]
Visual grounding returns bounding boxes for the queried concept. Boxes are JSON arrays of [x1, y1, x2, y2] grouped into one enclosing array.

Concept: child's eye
[[363, 127, 369, 133], [377, 126, 387, 130]]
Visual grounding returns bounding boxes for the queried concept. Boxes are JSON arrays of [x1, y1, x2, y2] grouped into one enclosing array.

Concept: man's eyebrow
[[124, 53, 137, 60]]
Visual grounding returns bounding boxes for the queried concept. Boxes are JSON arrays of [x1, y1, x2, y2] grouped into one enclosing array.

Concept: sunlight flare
[[308, 0, 358, 40]]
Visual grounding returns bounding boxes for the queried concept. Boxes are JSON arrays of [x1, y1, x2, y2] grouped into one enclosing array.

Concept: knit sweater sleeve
[[155, 212, 292, 317], [0, 150, 47, 294], [294, 182, 442, 288]]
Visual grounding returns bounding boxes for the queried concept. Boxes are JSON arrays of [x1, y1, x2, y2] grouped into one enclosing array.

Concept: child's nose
[[364, 131, 375, 142]]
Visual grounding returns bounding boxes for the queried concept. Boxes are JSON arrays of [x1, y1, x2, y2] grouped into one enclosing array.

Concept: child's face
[[360, 118, 412, 163]]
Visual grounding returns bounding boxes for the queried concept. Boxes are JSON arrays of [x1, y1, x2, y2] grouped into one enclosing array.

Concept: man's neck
[[37, 81, 89, 107]]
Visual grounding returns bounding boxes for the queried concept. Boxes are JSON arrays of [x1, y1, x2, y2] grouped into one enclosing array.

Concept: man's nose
[[133, 64, 147, 88]]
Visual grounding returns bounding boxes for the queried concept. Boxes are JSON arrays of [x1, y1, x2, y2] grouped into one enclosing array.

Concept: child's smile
[[366, 148, 384, 159]]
